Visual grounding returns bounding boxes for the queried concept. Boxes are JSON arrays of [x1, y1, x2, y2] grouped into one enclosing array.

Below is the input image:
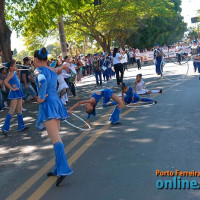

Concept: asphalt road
[[1, 62, 200, 200]]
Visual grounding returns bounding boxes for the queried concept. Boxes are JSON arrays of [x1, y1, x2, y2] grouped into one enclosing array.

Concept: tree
[[187, 26, 200, 41], [0, 0, 37, 62], [124, 0, 187, 49], [46, 43, 61, 57], [0, 0, 92, 62], [62, 0, 183, 52], [23, 0, 179, 53], [22, 0, 93, 53], [13, 49, 29, 61], [0, 0, 12, 62]]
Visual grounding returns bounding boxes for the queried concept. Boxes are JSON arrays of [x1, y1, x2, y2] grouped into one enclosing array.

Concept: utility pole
[[58, 16, 68, 58]]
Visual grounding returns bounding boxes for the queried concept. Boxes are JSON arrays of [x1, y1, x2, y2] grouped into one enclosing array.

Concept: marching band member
[[154, 44, 164, 76], [93, 53, 102, 86], [191, 40, 200, 73]]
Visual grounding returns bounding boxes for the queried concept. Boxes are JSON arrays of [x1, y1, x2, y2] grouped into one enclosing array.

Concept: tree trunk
[[0, 0, 12, 62], [116, 34, 125, 50], [58, 16, 68, 58], [94, 35, 110, 53]]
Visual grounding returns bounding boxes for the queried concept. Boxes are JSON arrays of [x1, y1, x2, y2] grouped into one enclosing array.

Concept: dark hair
[[121, 82, 128, 90], [6, 59, 16, 70], [34, 47, 48, 61], [113, 48, 119, 57], [64, 56, 68, 60], [86, 106, 96, 115], [137, 74, 142, 78], [23, 57, 30, 65], [0, 67, 7, 73]]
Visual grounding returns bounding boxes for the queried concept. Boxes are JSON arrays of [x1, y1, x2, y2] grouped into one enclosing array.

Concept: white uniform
[[136, 81, 148, 95], [135, 52, 141, 60], [136, 80, 160, 95], [57, 72, 69, 105], [121, 54, 128, 64], [176, 46, 182, 54]]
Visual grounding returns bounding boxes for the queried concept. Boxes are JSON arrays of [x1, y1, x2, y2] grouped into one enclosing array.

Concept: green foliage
[[5, 0, 37, 33], [124, 0, 187, 48], [13, 49, 29, 61], [13, 48, 17, 56], [187, 26, 200, 41], [5, 0, 187, 53], [46, 43, 61, 57]]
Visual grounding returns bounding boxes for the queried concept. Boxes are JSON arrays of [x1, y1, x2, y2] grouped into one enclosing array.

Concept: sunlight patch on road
[[129, 138, 153, 143]]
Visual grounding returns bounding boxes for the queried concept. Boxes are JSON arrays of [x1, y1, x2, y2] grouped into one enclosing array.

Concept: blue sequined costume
[[35, 66, 73, 177], [2, 72, 26, 133], [35, 67, 70, 130], [125, 87, 153, 104], [110, 86, 153, 106], [88, 88, 121, 124], [8, 71, 24, 99]]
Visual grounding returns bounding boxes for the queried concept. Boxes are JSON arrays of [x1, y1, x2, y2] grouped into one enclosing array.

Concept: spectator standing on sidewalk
[[20, 57, 37, 101]]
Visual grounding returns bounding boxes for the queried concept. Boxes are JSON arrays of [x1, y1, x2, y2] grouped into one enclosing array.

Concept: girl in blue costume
[[68, 89, 124, 125], [107, 83, 157, 106], [2, 60, 29, 137], [34, 48, 73, 187], [121, 83, 157, 105]]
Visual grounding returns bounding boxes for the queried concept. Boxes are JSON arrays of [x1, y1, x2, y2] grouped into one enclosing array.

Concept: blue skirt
[[36, 95, 70, 130], [8, 88, 24, 99]]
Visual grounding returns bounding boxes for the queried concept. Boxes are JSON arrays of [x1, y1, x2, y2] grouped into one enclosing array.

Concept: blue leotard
[[35, 67, 70, 129], [87, 89, 113, 119], [8, 71, 24, 99]]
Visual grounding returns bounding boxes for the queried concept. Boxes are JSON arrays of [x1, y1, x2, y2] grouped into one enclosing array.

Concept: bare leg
[[45, 119, 72, 186], [56, 120, 61, 133], [44, 119, 61, 144], [16, 99, 22, 114], [2, 99, 17, 135], [111, 93, 125, 109], [9, 99, 18, 115]]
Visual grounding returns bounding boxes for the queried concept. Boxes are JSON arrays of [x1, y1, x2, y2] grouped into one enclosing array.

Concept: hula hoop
[[160, 57, 190, 82], [64, 113, 91, 131], [0, 63, 31, 70], [163, 53, 191, 65], [126, 102, 155, 108]]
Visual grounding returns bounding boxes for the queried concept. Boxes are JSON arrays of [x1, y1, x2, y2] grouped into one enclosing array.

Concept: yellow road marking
[[27, 108, 135, 200], [6, 80, 184, 200], [5, 108, 114, 200], [26, 81, 185, 200]]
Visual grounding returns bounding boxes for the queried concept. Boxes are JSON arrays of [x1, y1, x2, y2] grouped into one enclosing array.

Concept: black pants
[[123, 63, 128, 71], [177, 54, 182, 64], [64, 78, 76, 97], [114, 63, 124, 85], [136, 59, 141, 69]]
